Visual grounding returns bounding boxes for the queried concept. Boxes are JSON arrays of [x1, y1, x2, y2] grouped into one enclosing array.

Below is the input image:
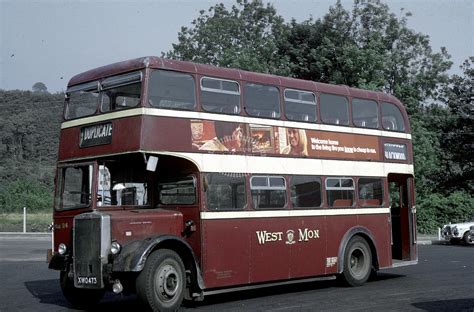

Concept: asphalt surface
[[0, 233, 472, 312]]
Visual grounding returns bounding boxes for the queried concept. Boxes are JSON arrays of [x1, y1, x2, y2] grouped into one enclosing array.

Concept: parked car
[[441, 221, 474, 245]]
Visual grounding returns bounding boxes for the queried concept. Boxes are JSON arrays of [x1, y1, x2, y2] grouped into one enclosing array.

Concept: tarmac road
[[0, 234, 473, 312]]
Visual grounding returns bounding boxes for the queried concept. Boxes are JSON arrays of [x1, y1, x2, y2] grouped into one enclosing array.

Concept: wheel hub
[[156, 264, 179, 300]]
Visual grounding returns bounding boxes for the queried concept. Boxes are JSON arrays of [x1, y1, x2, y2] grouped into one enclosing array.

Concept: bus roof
[[68, 56, 402, 105]]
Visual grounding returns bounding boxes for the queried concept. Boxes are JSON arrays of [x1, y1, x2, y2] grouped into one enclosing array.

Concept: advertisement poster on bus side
[[190, 120, 379, 161]]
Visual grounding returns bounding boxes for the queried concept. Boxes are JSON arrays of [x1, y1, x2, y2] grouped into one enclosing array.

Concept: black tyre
[[136, 249, 186, 312], [450, 238, 460, 245], [60, 271, 105, 309], [463, 231, 473, 245], [342, 236, 372, 287]]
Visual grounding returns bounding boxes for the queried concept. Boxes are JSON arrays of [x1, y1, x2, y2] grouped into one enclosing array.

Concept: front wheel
[[463, 232, 473, 245], [342, 236, 372, 287], [136, 249, 186, 312], [60, 271, 105, 309]]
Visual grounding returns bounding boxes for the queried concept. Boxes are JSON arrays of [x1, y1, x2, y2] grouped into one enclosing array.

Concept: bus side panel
[[357, 214, 392, 268], [249, 218, 291, 283], [202, 218, 292, 288], [202, 219, 251, 288], [288, 216, 327, 279], [324, 215, 358, 274]]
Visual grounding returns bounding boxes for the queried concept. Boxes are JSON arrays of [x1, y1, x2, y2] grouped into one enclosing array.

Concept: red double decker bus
[[48, 56, 417, 311]]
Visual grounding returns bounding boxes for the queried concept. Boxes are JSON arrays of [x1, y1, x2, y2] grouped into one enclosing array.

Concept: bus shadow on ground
[[185, 273, 405, 308], [412, 298, 474, 312], [24, 273, 406, 310], [372, 272, 406, 281], [24, 279, 70, 308], [25, 279, 140, 311]]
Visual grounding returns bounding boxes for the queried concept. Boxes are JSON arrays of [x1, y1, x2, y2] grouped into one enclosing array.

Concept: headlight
[[452, 226, 459, 235], [110, 241, 121, 255], [58, 243, 67, 255]]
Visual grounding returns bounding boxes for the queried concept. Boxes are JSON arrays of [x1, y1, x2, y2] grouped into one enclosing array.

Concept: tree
[[166, 0, 472, 232], [32, 82, 48, 93], [167, 0, 290, 75], [438, 57, 474, 193]]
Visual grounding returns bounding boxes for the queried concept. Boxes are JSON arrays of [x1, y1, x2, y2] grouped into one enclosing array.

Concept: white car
[[441, 221, 474, 245]]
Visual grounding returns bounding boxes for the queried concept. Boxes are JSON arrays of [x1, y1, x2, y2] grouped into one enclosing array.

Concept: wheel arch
[[337, 227, 379, 274], [113, 235, 205, 291]]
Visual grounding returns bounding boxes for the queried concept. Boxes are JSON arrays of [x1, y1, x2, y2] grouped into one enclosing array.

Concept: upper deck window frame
[[148, 69, 196, 111], [200, 76, 241, 115], [101, 71, 142, 90], [100, 71, 143, 113], [243, 82, 281, 119], [319, 93, 350, 126], [65, 81, 100, 120], [381, 102, 406, 132], [284, 88, 317, 122], [351, 98, 379, 129]]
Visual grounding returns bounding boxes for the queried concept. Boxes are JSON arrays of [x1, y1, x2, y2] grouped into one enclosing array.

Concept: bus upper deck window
[[244, 83, 280, 119], [148, 70, 196, 111], [284, 89, 316, 122], [201, 77, 240, 114], [100, 71, 142, 112], [65, 81, 99, 119], [382, 102, 406, 132], [352, 98, 379, 129], [320, 93, 349, 125]]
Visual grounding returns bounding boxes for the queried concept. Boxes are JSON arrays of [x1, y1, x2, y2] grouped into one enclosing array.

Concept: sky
[[1, 0, 473, 93]]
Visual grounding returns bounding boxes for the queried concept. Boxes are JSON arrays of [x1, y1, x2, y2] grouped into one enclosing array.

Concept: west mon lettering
[[80, 122, 113, 148], [256, 228, 320, 245]]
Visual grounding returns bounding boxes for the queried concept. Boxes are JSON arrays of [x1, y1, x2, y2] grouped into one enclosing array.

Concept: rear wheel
[[463, 231, 473, 245], [342, 236, 372, 287], [60, 271, 105, 309], [136, 249, 186, 312]]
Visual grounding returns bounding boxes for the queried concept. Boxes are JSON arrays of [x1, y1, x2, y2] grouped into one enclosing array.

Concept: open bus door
[[388, 174, 417, 263]]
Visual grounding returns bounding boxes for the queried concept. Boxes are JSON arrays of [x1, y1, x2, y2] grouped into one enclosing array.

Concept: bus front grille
[[73, 212, 110, 289]]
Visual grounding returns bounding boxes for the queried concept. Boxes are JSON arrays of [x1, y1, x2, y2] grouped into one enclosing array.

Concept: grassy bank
[[0, 212, 51, 232]]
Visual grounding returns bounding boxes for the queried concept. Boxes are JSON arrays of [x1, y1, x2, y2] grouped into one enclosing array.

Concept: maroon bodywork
[[51, 57, 417, 298]]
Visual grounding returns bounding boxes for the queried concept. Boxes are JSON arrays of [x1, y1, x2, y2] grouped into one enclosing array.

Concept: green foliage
[[167, 0, 472, 231], [0, 212, 51, 232], [417, 192, 474, 234], [32, 82, 48, 93], [437, 57, 474, 193], [167, 0, 291, 75], [0, 178, 53, 212], [0, 90, 63, 213]]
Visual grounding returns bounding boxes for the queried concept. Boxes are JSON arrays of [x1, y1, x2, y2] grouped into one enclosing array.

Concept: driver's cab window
[[97, 156, 149, 207]]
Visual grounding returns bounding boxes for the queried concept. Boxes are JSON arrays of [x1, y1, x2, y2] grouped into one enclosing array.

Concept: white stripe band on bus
[[200, 208, 391, 220], [161, 152, 414, 176], [61, 107, 412, 140]]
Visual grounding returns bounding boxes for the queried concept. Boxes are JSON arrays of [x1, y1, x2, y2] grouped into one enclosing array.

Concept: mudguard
[[337, 226, 379, 273], [48, 253, 68, 271], [112, 235, 205, 289]]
